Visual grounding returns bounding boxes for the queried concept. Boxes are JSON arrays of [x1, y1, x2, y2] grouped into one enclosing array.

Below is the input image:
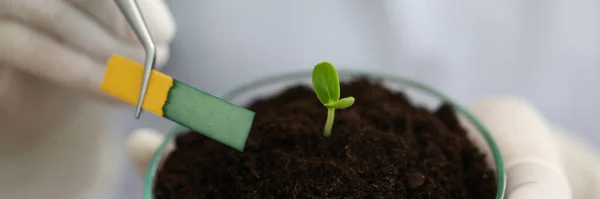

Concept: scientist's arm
[[128, 97, 600, 199], [0, 0, 175, 103]]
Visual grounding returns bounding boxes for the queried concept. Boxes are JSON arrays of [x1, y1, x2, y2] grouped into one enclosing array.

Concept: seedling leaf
[[325, 97, 355, 109], [312, 62, 340, 105]]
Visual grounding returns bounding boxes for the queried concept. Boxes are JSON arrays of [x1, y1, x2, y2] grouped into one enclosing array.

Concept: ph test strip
[[101, 54, 255, 151]]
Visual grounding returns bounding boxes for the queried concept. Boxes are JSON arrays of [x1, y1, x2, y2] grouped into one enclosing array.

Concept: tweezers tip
[[134, 108, 142, 119]]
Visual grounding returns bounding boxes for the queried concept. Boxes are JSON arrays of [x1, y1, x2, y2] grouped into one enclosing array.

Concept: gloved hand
[[127, 97, 600, 199], [0, 1, 175, 198], [0, 0, 175, 104], [0, 0, 175, 147]]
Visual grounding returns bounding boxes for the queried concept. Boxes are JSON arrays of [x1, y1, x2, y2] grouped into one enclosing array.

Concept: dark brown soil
[[153, 78, 497, 199]]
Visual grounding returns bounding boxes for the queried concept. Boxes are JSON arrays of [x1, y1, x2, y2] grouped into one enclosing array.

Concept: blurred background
[[110, 0, 598, 198]]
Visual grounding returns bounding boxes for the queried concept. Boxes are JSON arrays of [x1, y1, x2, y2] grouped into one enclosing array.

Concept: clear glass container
[[144, 70, 507, 199]]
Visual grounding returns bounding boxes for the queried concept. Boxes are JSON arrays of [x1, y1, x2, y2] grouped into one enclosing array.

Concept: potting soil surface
[[154, 78, 497, 199]]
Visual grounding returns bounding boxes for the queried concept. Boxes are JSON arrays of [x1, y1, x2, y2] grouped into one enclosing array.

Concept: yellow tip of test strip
[[100, 55, 173, 116]]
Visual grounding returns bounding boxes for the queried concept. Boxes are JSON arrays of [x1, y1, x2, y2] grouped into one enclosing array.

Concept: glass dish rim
[[144, 69, 507, 199]]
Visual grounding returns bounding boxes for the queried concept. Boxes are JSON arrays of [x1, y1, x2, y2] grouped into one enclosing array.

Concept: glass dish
[[144, 70, 507, 199]]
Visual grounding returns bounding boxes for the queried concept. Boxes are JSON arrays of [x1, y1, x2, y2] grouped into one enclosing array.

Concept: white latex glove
[[0, 1, 175, 198], [0, 0, 175, 147], [464, 97, 600, 199], [128, 97, 600, 199], [0, 0, 175, 104]]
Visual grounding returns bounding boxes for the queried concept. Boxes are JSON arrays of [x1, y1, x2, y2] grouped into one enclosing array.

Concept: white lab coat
[[0, 74, 121, 199], [112, 0, 597, 198]]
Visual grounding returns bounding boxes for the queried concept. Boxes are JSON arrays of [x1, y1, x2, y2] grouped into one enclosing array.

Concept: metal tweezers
[[115, 0, 156, 119]]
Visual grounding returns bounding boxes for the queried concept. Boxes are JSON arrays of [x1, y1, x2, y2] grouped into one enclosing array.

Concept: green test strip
[[164, 81, 255, 151]]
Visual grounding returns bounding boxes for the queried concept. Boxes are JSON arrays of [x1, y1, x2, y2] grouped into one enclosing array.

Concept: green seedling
[[311, 62, 355, 137]]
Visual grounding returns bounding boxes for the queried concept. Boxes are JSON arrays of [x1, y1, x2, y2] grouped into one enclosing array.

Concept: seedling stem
[[324, 108, 335, 136]]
